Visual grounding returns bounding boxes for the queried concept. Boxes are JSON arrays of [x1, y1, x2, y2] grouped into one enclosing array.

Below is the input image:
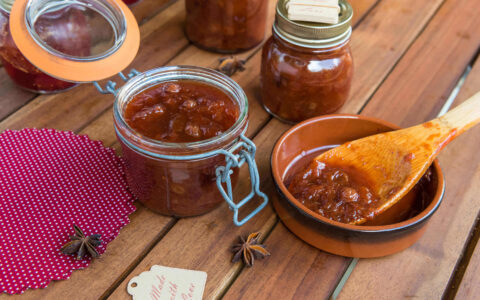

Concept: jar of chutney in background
[[261, 0, 353, 123], [185, 0, 269, 53], [0, 0, 90, 93]]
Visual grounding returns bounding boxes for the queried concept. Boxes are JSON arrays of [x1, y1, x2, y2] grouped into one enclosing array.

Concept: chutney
[[185, 0, 268, 53], [114, 68, 250, 217], [124, 80, 240, 143], [287, 150, 433, 224], [0, 6, 90, 92], [288, 159, 380, 224], [261, 32, 353, 123]]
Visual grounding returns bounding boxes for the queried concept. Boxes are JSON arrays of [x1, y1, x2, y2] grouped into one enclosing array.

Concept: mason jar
[[261, 0, 354, 123], [185, 0, 269, 53]]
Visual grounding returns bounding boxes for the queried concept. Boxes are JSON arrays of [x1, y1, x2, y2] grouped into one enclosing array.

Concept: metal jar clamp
[[96, 69, 269, 226]]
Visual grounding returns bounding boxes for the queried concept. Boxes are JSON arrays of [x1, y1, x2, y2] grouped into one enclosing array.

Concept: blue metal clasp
[[93, 69, 141, 95], [215, 134, 268, 226], [100, 69, 268, 226]]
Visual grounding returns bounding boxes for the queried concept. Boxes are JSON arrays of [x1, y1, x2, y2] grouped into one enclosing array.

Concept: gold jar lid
[[274, 0, 353, 48]]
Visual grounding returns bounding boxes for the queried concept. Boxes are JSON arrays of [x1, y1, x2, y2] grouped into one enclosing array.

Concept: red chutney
[[0, 7, 90, 93], [288, 159, 380, 224], [117, 74, 246, 217], [185, 0, 268, 53], [261, 32, 353, 123], [124, 81, 239, 143], [122, 0, 140, 5], [286, 148, 434, 224], [260, 0, 353, 123]]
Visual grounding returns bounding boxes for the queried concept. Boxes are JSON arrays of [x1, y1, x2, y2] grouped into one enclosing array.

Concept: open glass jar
[[114, 66, 267, 221], [0, 0, 79, 93], [8, 0, 268, 226], [185, 0, 269, 53], [261, 0, 354, 123]]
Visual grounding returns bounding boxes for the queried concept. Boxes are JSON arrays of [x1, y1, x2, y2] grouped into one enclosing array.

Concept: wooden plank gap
[[329, 258, 358, 300], [99, 218, 179, 300], [0, 93, 38, 122], [438, 48, 480, 116], [442, 213, 480, 300], [350, 0, 381, 30]]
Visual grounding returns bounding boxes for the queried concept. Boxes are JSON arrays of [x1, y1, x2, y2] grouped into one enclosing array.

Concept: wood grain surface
[[0, 0, 479, 298]]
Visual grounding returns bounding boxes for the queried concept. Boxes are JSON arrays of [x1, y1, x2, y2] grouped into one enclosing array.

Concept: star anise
[[231, 232, 270, 267], [217, 56, 246, 76], [60, 225, 102, 260]]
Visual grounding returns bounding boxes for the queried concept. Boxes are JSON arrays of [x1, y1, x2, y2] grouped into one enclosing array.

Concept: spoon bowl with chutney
[[271, 115, 445, 258], [313, 91, 480, 225]]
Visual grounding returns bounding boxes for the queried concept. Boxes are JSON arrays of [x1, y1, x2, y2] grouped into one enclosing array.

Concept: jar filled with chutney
[[0, 0, 93, 93], [185, 0, 269, 53], [114, 66, 267, 219], [261, 0, 353, 123]]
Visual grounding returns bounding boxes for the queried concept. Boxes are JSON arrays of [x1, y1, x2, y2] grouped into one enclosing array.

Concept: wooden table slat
[[130, 0, 176, 25], [340, 0, 446, 114], [361, 0, 480, 126], [455, 205, 480, 298], [0, 69, 36, 121]]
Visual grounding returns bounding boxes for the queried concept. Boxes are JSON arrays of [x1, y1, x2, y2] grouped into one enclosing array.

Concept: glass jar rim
[[113, 65, 249, 156], [23, 0, 127, 62], [0, 0, 15, 12]]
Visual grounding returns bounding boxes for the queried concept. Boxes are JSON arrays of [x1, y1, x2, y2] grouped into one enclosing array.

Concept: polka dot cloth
[[0, 129, 136, 294]]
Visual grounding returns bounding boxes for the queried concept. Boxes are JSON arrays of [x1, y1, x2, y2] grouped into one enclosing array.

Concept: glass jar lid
[[0, 0, 15, 12], [275, 0, 353, 48], [9, 0, 140, 82]]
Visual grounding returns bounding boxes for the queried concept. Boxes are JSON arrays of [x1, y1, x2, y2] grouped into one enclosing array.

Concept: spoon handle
[[437, 91, 480, 134]]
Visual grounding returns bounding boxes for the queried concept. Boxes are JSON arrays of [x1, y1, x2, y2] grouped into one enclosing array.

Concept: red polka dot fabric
[[0, 129, 136, 294]]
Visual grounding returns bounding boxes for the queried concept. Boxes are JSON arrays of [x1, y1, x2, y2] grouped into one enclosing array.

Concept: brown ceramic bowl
[[271, 114, 445, 258]]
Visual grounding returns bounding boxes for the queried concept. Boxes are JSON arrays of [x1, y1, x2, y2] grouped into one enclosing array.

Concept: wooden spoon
[[316, 91, 480, 225]]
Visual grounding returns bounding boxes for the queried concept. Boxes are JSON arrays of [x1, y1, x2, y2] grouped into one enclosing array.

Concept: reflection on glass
[[25, 0, 126, 61]]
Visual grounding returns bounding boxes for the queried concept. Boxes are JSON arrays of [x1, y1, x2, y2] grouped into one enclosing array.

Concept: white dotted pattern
[[0, 129, 136, 294]]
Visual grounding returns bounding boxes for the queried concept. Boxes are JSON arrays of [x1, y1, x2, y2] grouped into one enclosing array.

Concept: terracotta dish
[[271, 115, 444, 258]]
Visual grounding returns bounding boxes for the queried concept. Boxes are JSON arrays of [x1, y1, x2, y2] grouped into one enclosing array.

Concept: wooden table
[[1, 0, 479, 298]]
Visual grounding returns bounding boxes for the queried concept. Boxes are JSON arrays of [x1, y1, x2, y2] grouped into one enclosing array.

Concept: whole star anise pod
[[231, 232, 270, 267], [217, 56, 246, 76], [60, 225, 102, 260]]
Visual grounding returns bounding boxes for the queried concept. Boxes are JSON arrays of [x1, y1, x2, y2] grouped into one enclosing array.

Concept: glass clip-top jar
[[261, 0, 354, 123], [0, 0, 82, 93], [8, 0, 268, 226]]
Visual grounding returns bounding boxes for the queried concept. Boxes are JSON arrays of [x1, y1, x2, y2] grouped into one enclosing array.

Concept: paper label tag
[[287, 0, 340, 24], [127, 265, 207, 300]]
